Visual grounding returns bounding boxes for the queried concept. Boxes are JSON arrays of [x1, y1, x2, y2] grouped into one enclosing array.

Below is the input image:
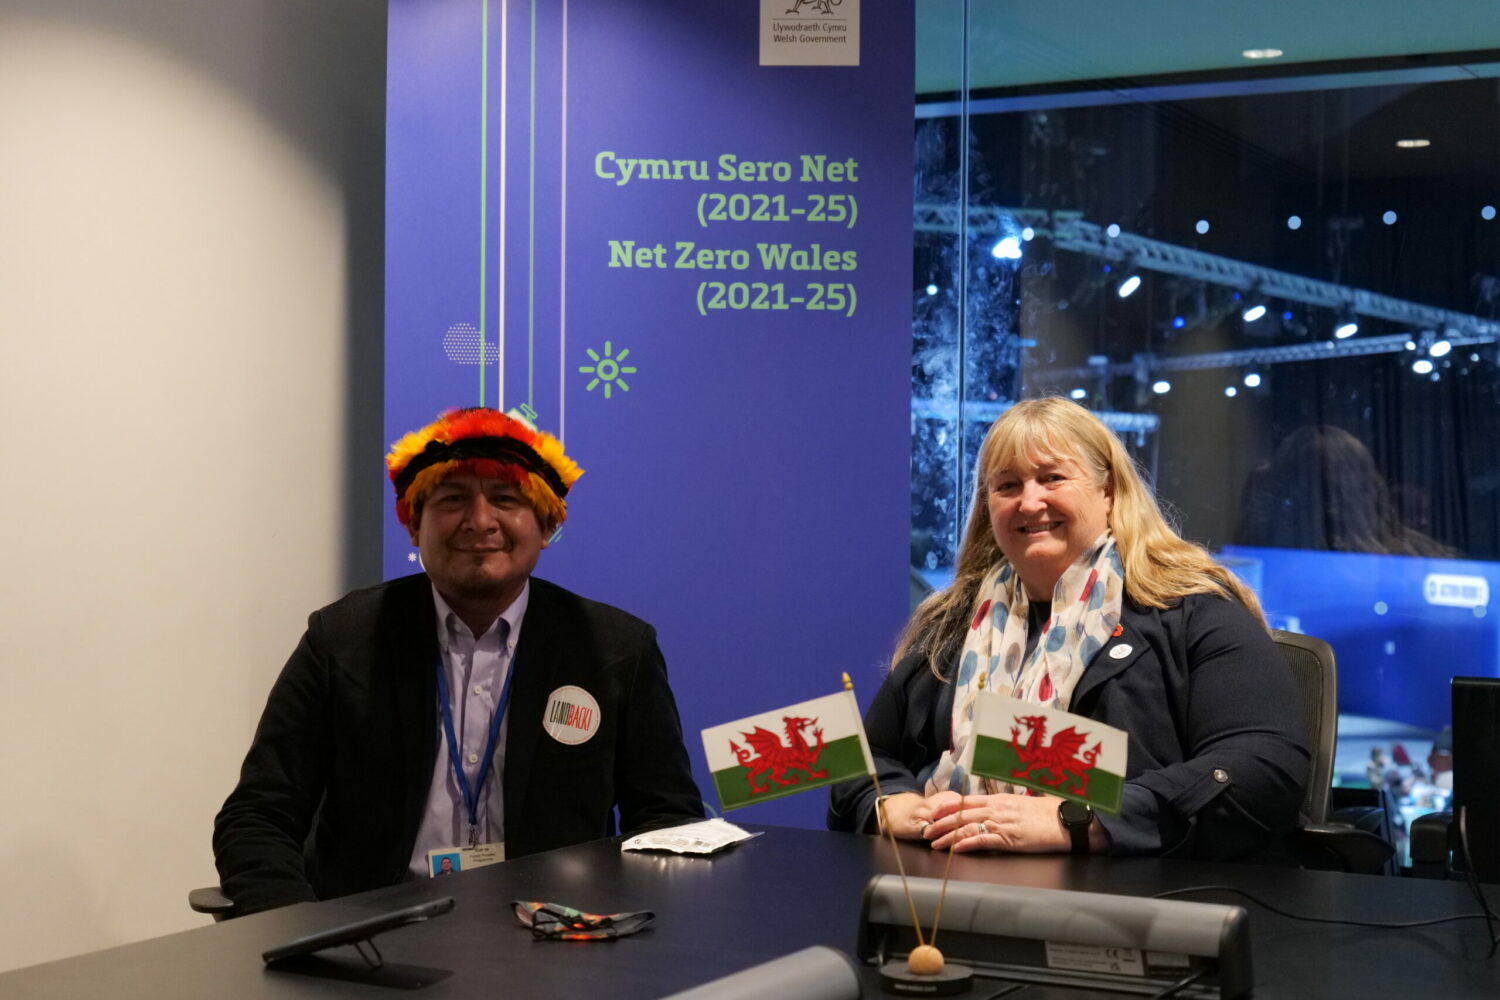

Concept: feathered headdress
[[385, 408, 583, 529]]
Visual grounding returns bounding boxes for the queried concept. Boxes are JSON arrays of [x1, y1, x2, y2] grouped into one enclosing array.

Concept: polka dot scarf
[[925, 533, 1124, 796]]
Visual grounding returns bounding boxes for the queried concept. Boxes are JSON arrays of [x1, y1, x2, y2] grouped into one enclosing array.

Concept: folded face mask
[[512, 901, 656, 940]]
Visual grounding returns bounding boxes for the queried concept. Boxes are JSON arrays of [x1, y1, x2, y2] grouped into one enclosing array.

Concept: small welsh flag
[[966, 693, 1128, 815], [701, 689, 875, 811]]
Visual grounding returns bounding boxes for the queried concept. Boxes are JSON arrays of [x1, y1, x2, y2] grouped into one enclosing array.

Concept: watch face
[[1059, 800, 1093, 826]]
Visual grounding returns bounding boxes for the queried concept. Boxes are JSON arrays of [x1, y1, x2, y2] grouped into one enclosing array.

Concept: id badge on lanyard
[[432, 651, 514, 865]]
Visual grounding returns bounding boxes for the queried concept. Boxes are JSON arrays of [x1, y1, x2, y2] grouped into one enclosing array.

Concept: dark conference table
[[5, 825, 1498, 998]]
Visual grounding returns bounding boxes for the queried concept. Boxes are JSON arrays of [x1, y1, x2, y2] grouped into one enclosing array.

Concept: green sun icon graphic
[[579, 341, 637, 399]]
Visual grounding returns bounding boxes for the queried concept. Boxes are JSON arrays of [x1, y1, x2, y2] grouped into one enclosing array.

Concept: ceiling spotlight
[[1172, 316, 1186, 329], [1382, 210, 1398, 225], [1413, 359, 1435, 375], [1117, 273, 1142, 298], [1430, 339, 1453, 358], [1483, 205, 1497, 221], [1070, 388, 1087, 400], [1244, 373, 1262, 388], [991, 236, 1023, 260], [1105, 223, 1122, 238], [1152, 380, 1172, 395], [1334, 313, 1359, 339], [1241, 48, 1284, 59], [1195, 219, 1210, 235], [1287, 215, 1302, 230], [1242, 302, 1268, 323], [925, 284, 939, 296], [1395, 139, 1431, 149], [1021, 226, 1036, 241], [1224, 386, 1238, 398]]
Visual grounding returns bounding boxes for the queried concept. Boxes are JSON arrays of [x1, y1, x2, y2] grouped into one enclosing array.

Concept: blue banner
[[387, 0, 913, 826]]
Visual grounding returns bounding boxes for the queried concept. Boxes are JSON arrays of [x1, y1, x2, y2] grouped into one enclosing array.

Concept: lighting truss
[[910, 398, 1159, 434], [913, 202, 1500, 345], [1028, 333, 1495, 383]]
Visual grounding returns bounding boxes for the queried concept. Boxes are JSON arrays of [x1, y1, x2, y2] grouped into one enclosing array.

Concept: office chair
[[1273, 630, 1396, 875]]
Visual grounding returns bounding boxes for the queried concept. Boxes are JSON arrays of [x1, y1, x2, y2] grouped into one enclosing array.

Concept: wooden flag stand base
[[878, 959, 974, 996]]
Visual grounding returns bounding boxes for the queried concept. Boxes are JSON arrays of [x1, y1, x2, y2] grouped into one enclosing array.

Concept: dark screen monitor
[[1452, 676, 1500, 883]]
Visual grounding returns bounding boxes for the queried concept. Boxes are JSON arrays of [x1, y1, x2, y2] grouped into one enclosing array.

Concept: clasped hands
[[878, 789, 1075, 853]]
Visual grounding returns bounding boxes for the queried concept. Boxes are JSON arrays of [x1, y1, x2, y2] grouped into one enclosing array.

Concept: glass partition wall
[[912, 1, 1500, 861]]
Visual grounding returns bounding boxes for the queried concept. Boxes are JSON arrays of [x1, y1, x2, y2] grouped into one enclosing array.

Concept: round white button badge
[[1109, 644, 1133, 660], [542, 685, 602, 745]]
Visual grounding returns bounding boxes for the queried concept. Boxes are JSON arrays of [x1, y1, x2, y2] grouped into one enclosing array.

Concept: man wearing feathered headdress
[[213, 408, 703, 914]]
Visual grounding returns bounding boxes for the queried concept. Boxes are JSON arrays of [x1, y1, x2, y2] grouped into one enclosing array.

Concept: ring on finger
[[916, 819, 930, 833], [979, 819, 993, 835]]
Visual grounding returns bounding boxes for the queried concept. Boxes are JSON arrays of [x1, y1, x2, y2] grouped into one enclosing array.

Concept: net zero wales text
[[595, 151, 861, 318]]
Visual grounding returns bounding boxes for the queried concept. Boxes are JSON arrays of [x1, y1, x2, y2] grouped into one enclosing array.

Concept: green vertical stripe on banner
[[527, 0, 536, 406], [972, 735, 1124, 814], [709, 735, 869, 811], [478, 0, 489, 406]]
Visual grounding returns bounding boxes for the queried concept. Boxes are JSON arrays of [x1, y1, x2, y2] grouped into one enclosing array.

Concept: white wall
[[0, 1, 385, 972]]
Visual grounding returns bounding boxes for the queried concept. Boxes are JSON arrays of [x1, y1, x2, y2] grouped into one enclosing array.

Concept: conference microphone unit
[[858, 874, 1251, 998]]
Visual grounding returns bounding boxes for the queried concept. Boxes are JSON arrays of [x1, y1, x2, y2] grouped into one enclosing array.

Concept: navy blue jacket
[[828, 593, 1309, 861]]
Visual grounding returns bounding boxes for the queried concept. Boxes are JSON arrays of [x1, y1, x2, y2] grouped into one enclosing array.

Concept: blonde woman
[[830, 398, 1308, 860]]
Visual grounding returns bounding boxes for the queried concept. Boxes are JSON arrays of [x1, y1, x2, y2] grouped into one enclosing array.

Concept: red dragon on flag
[[1009, 714, 1102, 796], [731, 715, 827, 794]]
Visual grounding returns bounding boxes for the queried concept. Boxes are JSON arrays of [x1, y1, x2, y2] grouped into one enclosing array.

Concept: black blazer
[[214, 574, 704, 915], [828, 593, 1309, 862]]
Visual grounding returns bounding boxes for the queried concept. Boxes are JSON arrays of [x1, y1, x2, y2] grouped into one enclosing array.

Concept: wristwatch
[[1058, 799, 1094, 854]]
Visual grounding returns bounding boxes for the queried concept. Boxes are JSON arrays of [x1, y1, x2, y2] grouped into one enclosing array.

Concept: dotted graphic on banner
[[579, 341, 637, 400], [442, 322, 498, 365]]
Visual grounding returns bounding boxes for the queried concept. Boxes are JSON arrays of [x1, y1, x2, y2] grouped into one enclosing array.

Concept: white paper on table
[[620, 818, 761, 855]]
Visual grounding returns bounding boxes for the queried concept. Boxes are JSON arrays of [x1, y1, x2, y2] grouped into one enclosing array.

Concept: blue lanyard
[[434, 645, 516, 847]]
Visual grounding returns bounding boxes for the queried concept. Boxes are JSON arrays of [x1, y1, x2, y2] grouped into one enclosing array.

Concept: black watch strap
[[1058, 800, 1094, 854]]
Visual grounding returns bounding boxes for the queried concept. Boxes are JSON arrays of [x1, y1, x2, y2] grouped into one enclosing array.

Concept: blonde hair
[[895, 397, 1265, 673]]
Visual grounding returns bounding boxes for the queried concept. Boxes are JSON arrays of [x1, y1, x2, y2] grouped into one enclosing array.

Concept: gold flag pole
[[845, 673, 927, 951], [926, 672, 982, 952]]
